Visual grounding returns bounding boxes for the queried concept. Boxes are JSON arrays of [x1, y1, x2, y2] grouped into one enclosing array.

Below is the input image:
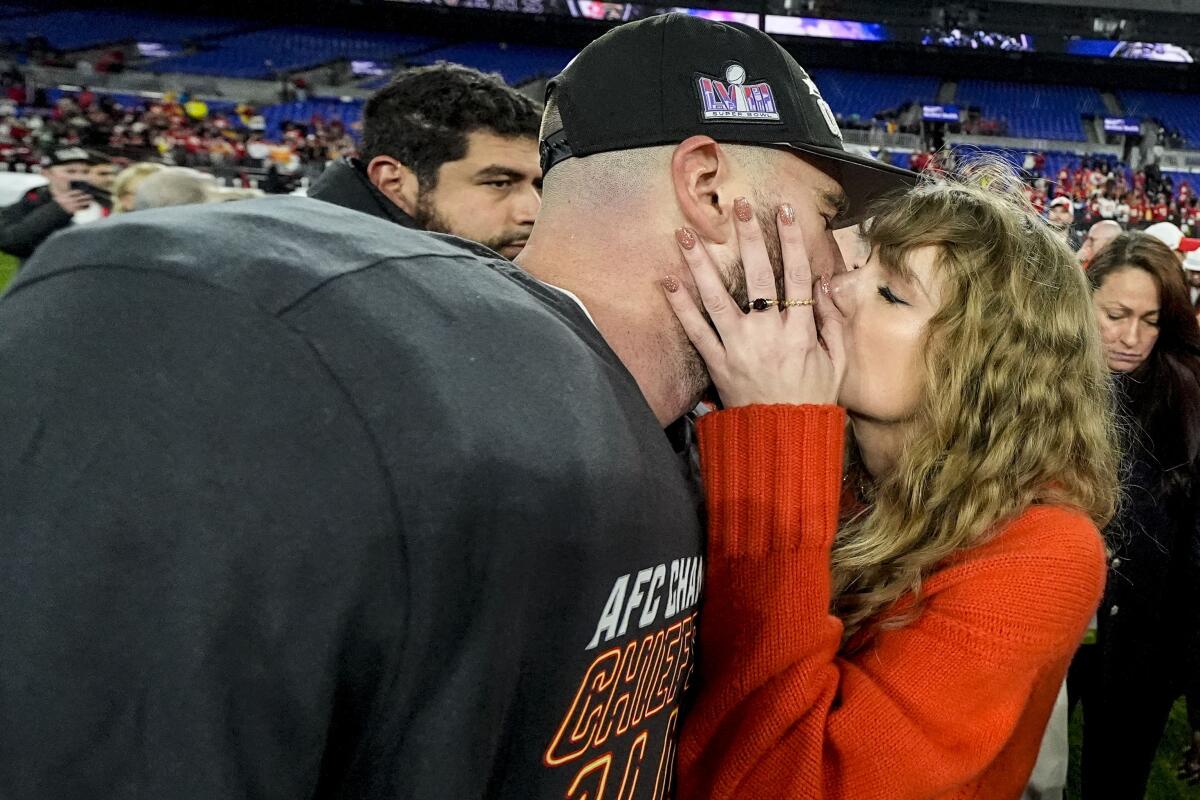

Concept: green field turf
[[1069, 698, 1200, 799], [0, 252, 17, 292]]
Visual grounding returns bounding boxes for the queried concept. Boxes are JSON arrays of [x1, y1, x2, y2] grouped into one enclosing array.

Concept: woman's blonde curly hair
[[831, 159, 1120, 647]]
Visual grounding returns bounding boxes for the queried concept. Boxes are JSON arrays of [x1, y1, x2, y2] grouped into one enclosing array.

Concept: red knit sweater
[[677, 405, 1106, 800]]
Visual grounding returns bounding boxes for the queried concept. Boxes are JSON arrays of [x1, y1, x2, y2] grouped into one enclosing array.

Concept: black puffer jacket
[[0, 186, 73, 258], [308, 158, 419, 229]]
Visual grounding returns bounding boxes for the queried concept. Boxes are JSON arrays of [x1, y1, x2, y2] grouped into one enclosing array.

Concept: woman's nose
[[1119, 319, 1140, 346], [827, 267, 861, 317]]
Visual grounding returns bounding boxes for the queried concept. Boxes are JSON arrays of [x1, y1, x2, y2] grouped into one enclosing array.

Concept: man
[[1184, 251, 1200, 317], [0, 146, 94, 258], [1047, 195, 1080, 249], [1077, 219, 1122, 269], [0, 15, 911, 799], [87, 156, 119, 195], [1144, 220, 1200, 264], [310, 62, 542, 259]]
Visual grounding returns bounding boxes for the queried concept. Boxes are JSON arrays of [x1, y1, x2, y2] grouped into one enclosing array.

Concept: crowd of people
[[0, 64, 356, 174], [0, 14, 1198, 800]]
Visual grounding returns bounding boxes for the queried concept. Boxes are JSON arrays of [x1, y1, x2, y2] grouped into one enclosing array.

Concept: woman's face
[[1092, 267, 1160, 373], [828, 245, 944, 423]]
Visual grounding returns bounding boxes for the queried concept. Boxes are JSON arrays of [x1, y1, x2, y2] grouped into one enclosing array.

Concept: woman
[[1070, 233, 1200, 798], [660, 173, 1119, 799], [110, 161, 165, 213]]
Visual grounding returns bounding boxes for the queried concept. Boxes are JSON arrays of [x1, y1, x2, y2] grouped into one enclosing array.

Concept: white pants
[[1024, 680, 1069, 800]]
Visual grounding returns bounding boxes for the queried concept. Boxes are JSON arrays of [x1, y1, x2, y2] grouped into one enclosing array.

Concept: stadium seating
[[0, 10, 250, 51], [956, 80, 1106, 141], [146, 26, 440, 79], [809, 69, 941, 120], [401, 42, 577, 87], [1120, 90, 1200, 149], [260, 98, 364, 139]]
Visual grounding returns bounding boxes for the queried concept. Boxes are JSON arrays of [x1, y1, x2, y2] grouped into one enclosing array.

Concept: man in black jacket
[[0, 146, 94, 258], [310, 63, 543, 259]]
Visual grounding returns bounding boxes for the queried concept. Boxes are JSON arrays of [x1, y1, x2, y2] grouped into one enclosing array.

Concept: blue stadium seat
[[809, 69, 941, 119], [956, 80, 1106, 142], [259, 98, 365, 139], [0, 10, 250, 50], [1119, 90, 1200, 148], [403, 42, 577, 87], [146, 26, 440, 79]]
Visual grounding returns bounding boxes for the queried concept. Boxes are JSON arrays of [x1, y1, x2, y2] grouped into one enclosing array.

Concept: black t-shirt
[[0, 197, 705, 799]]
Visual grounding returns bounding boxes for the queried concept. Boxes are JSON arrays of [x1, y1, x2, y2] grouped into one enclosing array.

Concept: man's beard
[[715, 201, 786, 314], [679, 201, 787, 397], [414, 193, 528, 260]]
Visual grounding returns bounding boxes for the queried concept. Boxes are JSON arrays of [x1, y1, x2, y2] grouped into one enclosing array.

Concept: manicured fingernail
[[778, 203, 796, 226], [675, 227, 696, 250], [662, 275, 680, 293], [734, 196, 752, 223]]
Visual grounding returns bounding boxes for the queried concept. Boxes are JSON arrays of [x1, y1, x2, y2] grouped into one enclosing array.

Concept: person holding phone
[[0, 146, 100, 259]]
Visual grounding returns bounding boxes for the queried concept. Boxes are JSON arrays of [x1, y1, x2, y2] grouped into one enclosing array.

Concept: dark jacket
[[308, 157, 420, 228], [0, 185, 73, 258], [0, 196, 704, 799], [1096, 380, 1200, 684]]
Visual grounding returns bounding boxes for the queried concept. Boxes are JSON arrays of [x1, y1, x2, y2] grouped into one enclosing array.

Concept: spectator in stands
[[87, 158, 118, 195], [1145, 220, 1200, 265], [309, 62, 542, 260], [0, 146, 95, 259], [1077, 219, 1122, 269], [1186, 252, 1200, 313], [1071, 233, 1200, 800], [1047, 195, 1080, 249], [111, 162, 165, 213]]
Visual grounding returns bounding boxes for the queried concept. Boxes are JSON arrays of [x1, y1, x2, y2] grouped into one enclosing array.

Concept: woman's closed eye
[[877, 285, 910, 306]]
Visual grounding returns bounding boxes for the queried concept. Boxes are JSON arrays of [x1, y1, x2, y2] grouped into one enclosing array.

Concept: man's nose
[[511, 185, 540, 226]]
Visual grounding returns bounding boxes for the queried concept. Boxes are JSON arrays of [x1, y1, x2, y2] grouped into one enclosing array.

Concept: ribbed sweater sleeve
[[677, 404, 1107, 800]]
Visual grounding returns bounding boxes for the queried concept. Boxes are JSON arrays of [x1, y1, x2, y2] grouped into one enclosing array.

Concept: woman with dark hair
[[1072, 232, 1200, 797]]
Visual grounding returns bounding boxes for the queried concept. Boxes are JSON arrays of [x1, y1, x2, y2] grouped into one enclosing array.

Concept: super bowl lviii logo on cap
[[696, 63, 781, 122]]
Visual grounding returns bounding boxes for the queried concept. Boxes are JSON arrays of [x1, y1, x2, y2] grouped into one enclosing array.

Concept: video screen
[[1103, 117, 1141, 135], [385, 0, 757, 24], [922, 104, 960, 122], [670, 7, 758, 26], [764, 15, 887, 42], [922, 28, 1034, 52], [137, 42, 179, 58], [351, 60, 390, 76], [1066, 38, 1194, 63]]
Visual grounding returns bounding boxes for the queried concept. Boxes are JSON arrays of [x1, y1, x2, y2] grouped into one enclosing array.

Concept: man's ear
[[670, 135, 736, 245], [366, 156, 421, 216]]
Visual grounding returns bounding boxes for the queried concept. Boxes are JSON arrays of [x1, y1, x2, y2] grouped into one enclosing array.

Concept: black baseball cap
[[42, 147, 91, 167], [541, 13, 917, 227]]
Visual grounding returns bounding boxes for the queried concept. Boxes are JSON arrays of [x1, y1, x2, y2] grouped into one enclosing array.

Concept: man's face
[[415, 131, 541, 260], [1078, 222, 1121, 266], [1049, 204, 1073, 227], [46, 162, 90, 194], [88, 163, 117, 191], [1185, 269, 1200, 289]]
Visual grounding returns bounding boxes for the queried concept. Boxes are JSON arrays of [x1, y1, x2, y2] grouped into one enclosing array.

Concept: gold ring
[[781, 299, 815, 308]]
